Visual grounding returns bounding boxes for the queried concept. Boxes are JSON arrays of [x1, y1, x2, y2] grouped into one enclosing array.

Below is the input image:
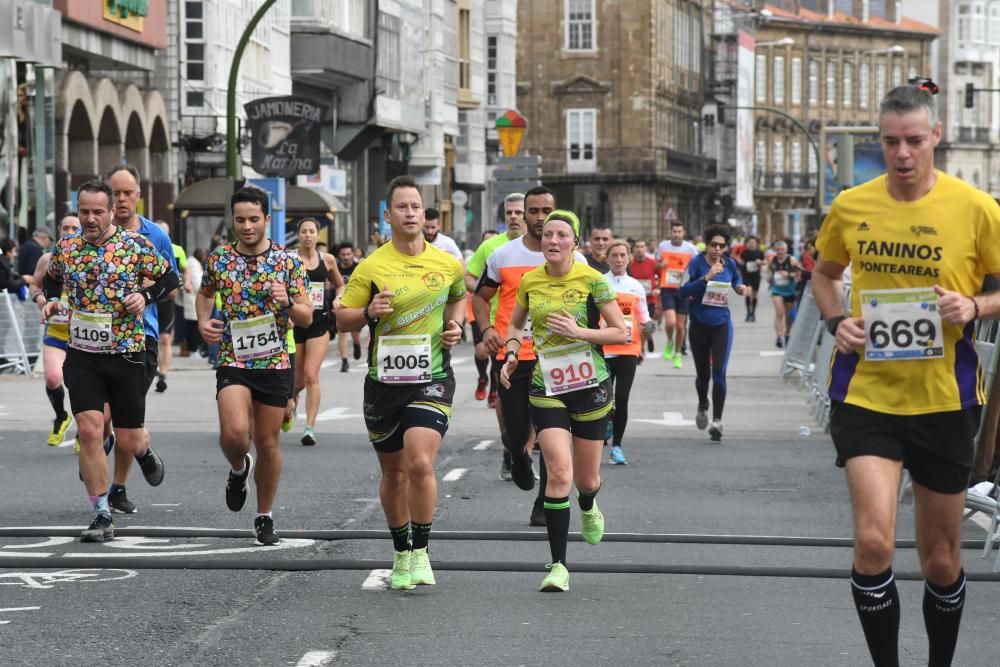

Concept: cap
[[543, 209, 581, 239], [33, 226, 54, 239]]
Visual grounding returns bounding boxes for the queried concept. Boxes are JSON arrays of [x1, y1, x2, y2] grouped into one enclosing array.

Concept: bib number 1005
[[381, 353, 430, 371]]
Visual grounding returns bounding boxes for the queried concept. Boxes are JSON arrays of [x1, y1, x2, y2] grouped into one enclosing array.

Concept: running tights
[[606, 355, 637, 447], [688, 319, 733, 421]]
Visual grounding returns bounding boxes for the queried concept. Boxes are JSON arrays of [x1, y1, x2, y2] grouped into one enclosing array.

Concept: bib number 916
[[868, 319, 936, 350]]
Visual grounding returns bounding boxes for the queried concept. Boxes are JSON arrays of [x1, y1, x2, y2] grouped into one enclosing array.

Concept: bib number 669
[[868, 318, 935, 349]]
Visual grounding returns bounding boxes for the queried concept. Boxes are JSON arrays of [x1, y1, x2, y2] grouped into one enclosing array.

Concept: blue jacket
[[679, 254, 743, 327], [135, 216, 179, 341]]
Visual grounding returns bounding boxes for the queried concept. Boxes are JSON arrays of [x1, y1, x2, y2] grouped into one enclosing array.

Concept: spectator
[[17, 226, 52, 284], [1, 238, 26, 293]]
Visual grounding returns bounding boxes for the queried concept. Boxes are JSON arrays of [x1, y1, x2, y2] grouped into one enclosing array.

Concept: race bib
[[377, 334, 432, 384], [231, 313, 282, 362], [702, 281, 730, 307], [860, 287, 943, 361], [523, 314, 533, 341], [665, 269, 683, 287], [623, 314, 633, 344], [69, 310, 113, 353], [745, 260, 759, 273], [49, 306, 69, 325], [537, 341, 598, 396], [773, 272, 790, 287], [309, 285, 325, 309]]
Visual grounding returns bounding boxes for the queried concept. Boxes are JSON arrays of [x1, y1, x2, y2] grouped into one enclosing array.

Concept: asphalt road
[[1, 296, 998, 666]]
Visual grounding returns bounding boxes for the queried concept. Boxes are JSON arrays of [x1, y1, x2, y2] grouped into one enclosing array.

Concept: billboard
[[735, 31, 755, 210], [244, 96, 328, 178], [820, 126, 884, 209]]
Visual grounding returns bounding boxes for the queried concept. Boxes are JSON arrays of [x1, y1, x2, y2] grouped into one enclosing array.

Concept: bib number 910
[[538, 342, 599, 396]]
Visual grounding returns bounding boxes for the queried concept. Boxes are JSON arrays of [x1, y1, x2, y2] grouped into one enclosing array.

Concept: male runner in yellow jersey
[[813, 84, 1000, 666], [336, 175, 466, 590]]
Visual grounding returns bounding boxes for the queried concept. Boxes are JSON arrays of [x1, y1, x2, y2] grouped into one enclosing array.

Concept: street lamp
[[758, 37, 795, 48]]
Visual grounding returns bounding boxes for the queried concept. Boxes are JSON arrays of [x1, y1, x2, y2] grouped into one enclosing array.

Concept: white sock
[[256, 512, 272, 519]]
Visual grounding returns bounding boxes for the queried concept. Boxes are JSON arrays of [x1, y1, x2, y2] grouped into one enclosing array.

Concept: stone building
[[517, 0, 718, 241]]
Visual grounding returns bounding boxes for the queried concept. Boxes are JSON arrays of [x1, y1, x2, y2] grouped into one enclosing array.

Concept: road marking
[[450, 357, 469, 365], [0, 569, 137, 589], [970, 513, 992, 532], [62, 538, 315, 559], [442, 468, 466, 482], [633, 411, 695, 427], [297, 651, 337, 666], [0, 607, 41, 612], [362, 569, 391, 591], [151, 503, 181, 507], [472, 439, 493, 451], [759, 350, 785, 357], [1, 537, 74, 550]]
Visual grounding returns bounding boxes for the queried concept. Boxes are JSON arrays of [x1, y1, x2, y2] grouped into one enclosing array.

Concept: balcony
[[537, 146, 717, 186], [755, 171, 816, 191]]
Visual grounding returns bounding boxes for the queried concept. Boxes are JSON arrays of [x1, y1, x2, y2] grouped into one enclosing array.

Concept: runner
[[657, 221, 699, 368], [197, 185, 311, 546], [335, 241, 362, 371], [628, 239, 659, 356], [423, 207, 464, 260], [468, 229, 498, 401], [105, 164, 178, 514], [153, 221, 186, 393], [336, 175, 465, 590], [735, 236, 764, 322], [584, 223, 612, 273], [40, 179, 174, 542], [603, 240, 653, 464], [291, 218, 345, 447], [466, 193, 525, 478], [475, 186, 585, 525], [29, 214, 81, 447], [679, 225, 748, 443], [768, 240, 801, 348], [499, 209, 626, 592], [812, 84, 1000, 666]]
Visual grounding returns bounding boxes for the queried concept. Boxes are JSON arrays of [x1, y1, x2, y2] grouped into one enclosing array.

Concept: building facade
[[517, 0, 718, 241], [750, 1, 937, 240]]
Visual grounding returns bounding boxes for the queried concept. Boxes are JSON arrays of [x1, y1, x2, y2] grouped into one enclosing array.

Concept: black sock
[[851, 567, 900, 667], [923, 570, 966, 667], [475, 356, 488, 380], [751, 298, 758, 315], [411, 521, 432, 551], [543, 496, 570, 564], [537, 452, 547, 500], [745, 296, 752, 311], [578, 482, 601, 512], [46, 385, 66, 420], [389, 524, 410, 552]]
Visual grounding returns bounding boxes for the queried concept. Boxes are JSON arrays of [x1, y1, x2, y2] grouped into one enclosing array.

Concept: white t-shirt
[[656, 239, 700, 258], [429, 233, 463, 260], [183, 259, 203, 320]]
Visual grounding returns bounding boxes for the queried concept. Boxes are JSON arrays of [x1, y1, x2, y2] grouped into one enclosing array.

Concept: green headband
[[543, 209, 581, 239]]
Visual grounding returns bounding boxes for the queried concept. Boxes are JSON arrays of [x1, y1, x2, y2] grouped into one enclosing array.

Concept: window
[[185, 1, 203, 39], [991, 4, 1000, 44], [808, 59, 819, 104], [186, 91, 205, 107], [756, 54, 767, 102], [876, 62, 887, 102], [755, 139, 766, 185], [376, 12, 401, 98], [791, 141, 802, 174], [458, 7, 471, 90], [791, 57, 802, 105], [843, 62, 853, 106], [973, 4, 986, 42], [826, 59, 836, 107], [566, 109, 596, 171], [957, 4, 971, 42], [675, 4, 692, 73], [773, 56, 785, 103], [908, 65, 918, 82], [808, 146, 818, 175], [891, 63, 902, 87], [566, 0, 595, 51], [184, 2, 205, 83], [859, 62, 870, 108], [486, 36, 498, 106], [774, 140, 784, 187]]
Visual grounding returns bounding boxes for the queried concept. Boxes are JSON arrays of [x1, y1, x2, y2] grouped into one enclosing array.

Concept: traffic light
[[965, 83, 975, 109]]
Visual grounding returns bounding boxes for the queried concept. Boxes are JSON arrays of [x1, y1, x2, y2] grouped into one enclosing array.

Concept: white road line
[[472, 439, 493, 451], [150, 503, 181, 507], [362, 569, 391, 591], [759, 350, 785, 357], [0, 607, 41, 613], [442, 468, 467, 482], [970, 513, 992, 532], [296, 651, 337, 666]]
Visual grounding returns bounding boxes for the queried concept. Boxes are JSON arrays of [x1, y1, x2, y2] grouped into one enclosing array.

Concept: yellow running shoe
[[48, 414, 72, 446], [580, 501, 605, 545], [409, 547, 436, 585], [281, 410, 296, 433], [391, 550, 415, 590], [539, 562, 569, 592]]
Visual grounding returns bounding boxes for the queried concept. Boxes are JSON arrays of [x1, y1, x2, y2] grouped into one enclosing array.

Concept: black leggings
[[688, 319, 733, 421], [606, 355, 638, 447]]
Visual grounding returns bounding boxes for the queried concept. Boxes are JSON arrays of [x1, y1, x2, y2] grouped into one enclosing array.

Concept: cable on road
[[1, 555, 999, 581], [0, 527, 990, 550]]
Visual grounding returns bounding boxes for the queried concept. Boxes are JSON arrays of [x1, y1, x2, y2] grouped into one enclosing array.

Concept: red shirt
[[629, 256, 658, 302]]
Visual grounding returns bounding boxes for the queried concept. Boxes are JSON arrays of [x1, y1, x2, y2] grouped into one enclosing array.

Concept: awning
[[171, 178, 348, 216]]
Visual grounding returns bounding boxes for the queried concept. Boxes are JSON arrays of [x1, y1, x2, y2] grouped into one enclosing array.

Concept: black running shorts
[[830, 401, 979, 494], [470, 320, 483, 345], [294, 313, 332, 344], [143, 336, 159, 394], [157, 298, 175, 336], [63, 348, 147, 428], [216, 366, 293, 409], [363, 375, 455, 453], [659, 288, 689, 314], [498, 359, 535, 453], [529, 377, 614, 441]]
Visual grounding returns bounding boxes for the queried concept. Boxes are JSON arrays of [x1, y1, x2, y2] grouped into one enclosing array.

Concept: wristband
[[825, 315, 847, 336], [970, 297, 980, 320], [482, 325, 494, 336], [505, 337, 521, 350], [364, 303, 376, 322]]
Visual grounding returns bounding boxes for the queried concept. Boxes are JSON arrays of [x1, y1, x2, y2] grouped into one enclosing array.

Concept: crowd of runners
[[9, 83, 1000, 666]]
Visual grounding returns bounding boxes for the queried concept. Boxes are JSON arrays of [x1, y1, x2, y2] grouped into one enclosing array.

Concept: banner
[[244, 96, 328, 178]]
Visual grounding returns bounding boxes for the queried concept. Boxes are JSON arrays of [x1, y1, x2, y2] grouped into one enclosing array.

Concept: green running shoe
[[672, 352, 683, 369], [580, 500, 605, 545], [281, 410, 296, 433], [539, 562, 569, 592], [662, 340, 673, 360], [391, 550, 415, 590], [409, 546, 436, 585]]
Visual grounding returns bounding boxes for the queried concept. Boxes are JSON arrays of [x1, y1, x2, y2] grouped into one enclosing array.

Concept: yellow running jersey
[[340, 240, 465, 382], [816, 171, 1000, 415]]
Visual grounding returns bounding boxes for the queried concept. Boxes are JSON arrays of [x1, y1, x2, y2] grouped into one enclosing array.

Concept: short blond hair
[[607, 240, 631, 257]]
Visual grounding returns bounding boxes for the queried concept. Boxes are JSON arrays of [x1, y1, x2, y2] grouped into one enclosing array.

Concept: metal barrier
[[969, 318, 1000, 571], [0, 291, 41, 376], [781, 283, 823, 384]]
